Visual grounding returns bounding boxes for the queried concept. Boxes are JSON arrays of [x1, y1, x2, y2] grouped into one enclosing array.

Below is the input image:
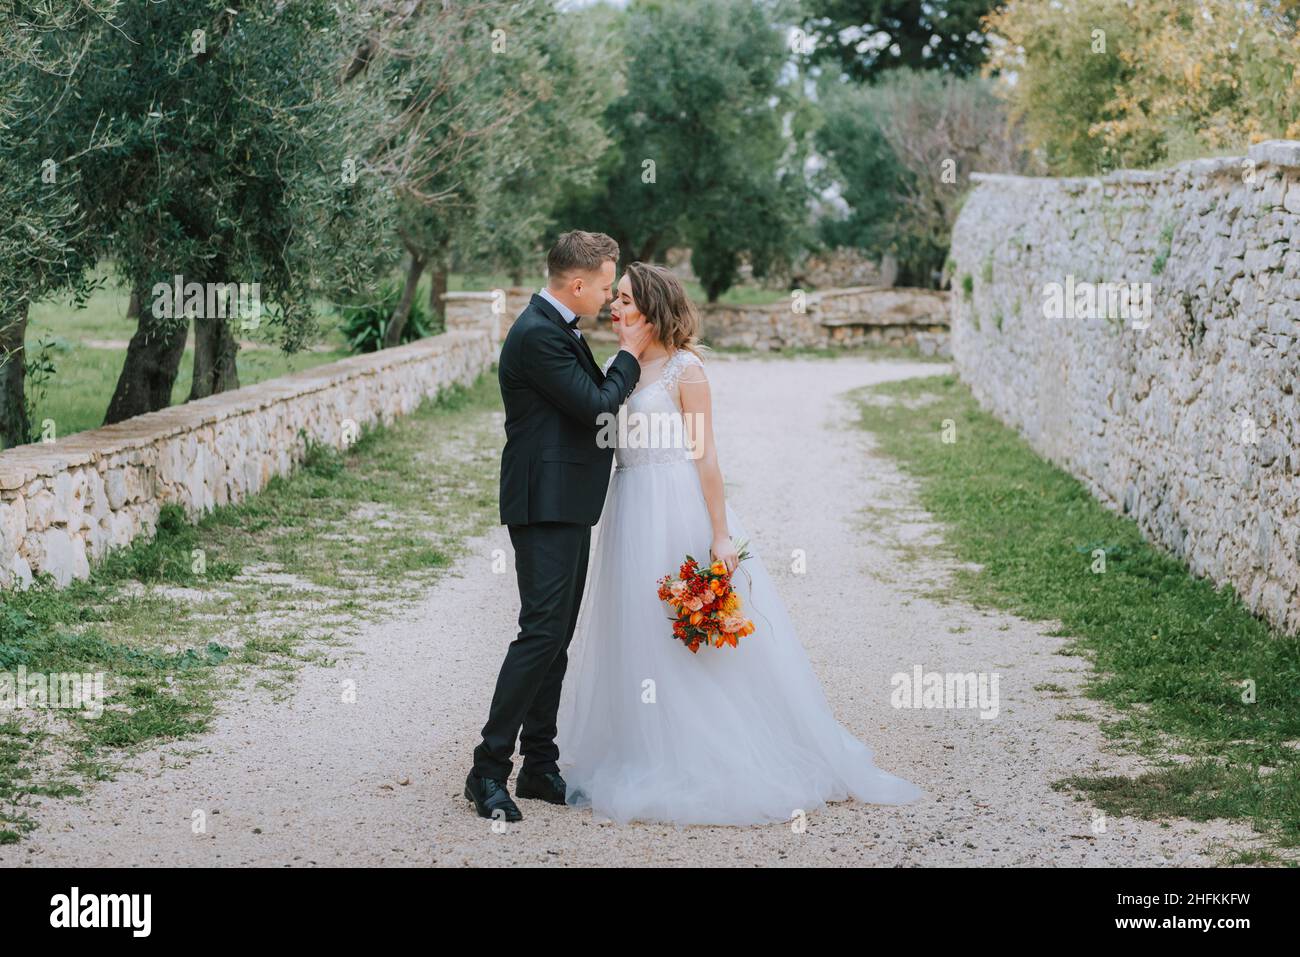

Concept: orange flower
[[661, 550, 754, 654]]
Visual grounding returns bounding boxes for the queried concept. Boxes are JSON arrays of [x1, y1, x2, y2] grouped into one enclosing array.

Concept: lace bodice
[[602, 349, 706, 470]]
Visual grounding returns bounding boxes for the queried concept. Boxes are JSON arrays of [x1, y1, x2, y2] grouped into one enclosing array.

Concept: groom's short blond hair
[[547, 230, 620, 284]]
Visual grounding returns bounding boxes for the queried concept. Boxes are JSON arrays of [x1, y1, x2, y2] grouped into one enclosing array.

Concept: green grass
[[0, 369, 504, 843], [22, 267, 789, 444], [1152, 222, 1176, 277], [25, 266, 353, 440], [854, 374, 1300, 856]]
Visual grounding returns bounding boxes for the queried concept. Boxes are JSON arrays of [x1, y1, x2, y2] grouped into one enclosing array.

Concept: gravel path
[[1, 356, 1267, 867]]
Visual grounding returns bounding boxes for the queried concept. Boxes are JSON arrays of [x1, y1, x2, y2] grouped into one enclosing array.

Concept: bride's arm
[[679, 361, 740, 573]]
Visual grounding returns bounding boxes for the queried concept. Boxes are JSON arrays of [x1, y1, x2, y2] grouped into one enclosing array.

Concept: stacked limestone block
[[950, 140, 1300, 635], [698, 286, 950, 352], [0, 329, 494, 588], [444, 285, 950, 353]]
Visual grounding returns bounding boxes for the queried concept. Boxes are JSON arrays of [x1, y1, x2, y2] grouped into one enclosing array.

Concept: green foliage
[[459, 2, 622, 273], [376, 0, 618, 282], [0, 368, 502, 841], [1152, 222, 1175, 276], [815, 69, 1033, 287], [300, 434, 347, 479], [95, 504, 238, 584], [0, 3, 111, 304], [802, 0, 995, 81], [986, 0, 1300, 174], [20, 335, 61, 444], [813, 84, 908, 256], [984, 0, 1139, 174], [0, 4, 115, 447], [856, 375, 1300, 849], [41, 1, 398, 351], [563, 0, 811, 301], [961, 273, 974, 301], [338, 281, 436, 354]]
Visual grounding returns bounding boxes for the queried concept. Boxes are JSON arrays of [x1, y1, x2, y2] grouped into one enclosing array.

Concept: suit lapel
[[531, 294, 602, 380], [575, 330, 601, 378]]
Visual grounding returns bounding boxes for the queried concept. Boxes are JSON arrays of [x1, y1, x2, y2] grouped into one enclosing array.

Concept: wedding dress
[[555, 348, 924, 826]]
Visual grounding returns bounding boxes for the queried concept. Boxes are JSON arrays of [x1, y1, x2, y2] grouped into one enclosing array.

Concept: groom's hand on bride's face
[[616, 314, 654, 360]]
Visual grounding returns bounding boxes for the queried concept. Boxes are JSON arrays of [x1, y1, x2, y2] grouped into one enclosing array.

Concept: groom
[[466, 230, 653, 821]]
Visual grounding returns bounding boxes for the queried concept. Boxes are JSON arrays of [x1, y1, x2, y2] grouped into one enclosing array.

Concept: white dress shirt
[[539, 286, 581, 339]]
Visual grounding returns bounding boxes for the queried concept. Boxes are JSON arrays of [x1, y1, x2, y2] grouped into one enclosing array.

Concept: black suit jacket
[[498, 294, 642, 526]]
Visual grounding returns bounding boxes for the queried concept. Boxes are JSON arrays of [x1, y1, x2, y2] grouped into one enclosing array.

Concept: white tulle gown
[[555, 349, 924, 826]]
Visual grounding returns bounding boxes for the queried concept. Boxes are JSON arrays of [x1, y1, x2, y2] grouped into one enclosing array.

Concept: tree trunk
[[429, 263, 449, 332], [636, 234, 660, 263], [0, 301, 30, 450], [189, 315, 241, 400], [382, 251, 426, 349], [103, 286, 190, 425]]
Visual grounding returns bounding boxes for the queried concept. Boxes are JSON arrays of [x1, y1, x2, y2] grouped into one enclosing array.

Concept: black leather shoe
[[464, 772, 523, 822], [516, 768, 568, 805]]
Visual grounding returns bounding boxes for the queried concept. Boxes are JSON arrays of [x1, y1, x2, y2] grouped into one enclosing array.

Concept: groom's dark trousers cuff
[[473, 521, 590, 782]]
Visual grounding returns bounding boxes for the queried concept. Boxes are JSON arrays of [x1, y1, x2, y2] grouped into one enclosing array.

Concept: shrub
[[338, 280, 438, 354], [986, 0, 1300, 174], [816, 69, 1037, 288]]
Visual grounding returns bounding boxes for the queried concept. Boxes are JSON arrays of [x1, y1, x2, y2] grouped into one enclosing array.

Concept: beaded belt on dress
[[614, 457, 696, 472]]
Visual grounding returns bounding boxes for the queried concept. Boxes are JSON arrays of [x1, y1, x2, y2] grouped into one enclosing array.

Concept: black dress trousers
[[472, 521, 591, 781]]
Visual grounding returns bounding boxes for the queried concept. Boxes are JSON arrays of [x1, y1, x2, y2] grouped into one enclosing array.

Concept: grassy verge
[[26, 268, 353, 440], [22, 264, 803, 443], [0, 369, 503, 845], [854, 373, 1300, 861], [25, 338, 355, 440]]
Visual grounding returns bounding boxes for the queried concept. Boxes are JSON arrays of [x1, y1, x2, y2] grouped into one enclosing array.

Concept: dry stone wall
[[0, 328, 494, 588], [950, 140, 1300, 635]]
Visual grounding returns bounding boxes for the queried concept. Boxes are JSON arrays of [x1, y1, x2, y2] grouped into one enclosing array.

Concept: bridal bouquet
[[656, 544, 756, 653]]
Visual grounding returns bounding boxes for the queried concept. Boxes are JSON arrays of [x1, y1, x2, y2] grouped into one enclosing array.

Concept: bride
[[555, 262, 924, 826]]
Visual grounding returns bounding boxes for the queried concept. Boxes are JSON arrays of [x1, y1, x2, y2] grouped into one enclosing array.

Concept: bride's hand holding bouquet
[[656, 539, 756, 654]]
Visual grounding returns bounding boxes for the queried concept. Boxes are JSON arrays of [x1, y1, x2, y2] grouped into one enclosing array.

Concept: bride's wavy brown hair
[[624, 261, 707, 359]]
